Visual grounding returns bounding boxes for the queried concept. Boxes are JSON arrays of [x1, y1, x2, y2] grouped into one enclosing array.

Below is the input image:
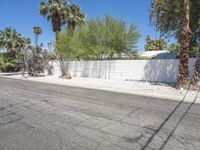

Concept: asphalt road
[[0, 77, 200, 150]]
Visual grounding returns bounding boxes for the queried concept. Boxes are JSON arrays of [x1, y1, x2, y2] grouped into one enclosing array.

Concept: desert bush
[[17, 45, 53, 77]]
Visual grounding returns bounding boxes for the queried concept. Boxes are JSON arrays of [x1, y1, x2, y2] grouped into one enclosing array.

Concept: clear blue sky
[[0, 0, 169, 51]]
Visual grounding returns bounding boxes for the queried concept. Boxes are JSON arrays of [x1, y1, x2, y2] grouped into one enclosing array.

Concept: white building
[[140, 50, 177, 59]]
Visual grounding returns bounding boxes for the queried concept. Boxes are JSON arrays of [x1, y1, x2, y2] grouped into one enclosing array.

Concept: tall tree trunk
[[55, 32, 59, 43], [52, 12, 61, 43], [67, 22, 75, 36], [35, 34, 38, 46], [192, 48, 200, 87], [176, 0, 191, 89], [59, 56, 71, 79]]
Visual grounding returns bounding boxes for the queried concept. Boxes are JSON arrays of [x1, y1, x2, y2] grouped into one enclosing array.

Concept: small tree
[[56, 31, 73, 79]]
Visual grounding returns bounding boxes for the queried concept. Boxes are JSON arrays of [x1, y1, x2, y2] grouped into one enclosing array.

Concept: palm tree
[[0, 27, 24, 54], [33, 26, 42, 46], [39, 0, 67, 42], [64, 4, 85, 35], [0, 28, 31, 74], [176, 0, 191, 89]]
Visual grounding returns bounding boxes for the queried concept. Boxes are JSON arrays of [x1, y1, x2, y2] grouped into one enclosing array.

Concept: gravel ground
[[0, 72, 198, 103]]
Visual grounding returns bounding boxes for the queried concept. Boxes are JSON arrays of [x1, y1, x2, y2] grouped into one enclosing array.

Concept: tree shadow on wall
[[71, 60, 115, 79], [90, 60, 115, 79], [143, 59, 179, 84]]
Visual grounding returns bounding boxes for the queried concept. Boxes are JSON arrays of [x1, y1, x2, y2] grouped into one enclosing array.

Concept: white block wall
[[50, 59, 196, 83]]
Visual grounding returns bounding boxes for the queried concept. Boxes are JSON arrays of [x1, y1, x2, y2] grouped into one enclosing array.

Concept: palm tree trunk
[[55, 32, 60, 43], [176, 0, 191, 89], [35, 34, 38, 46], [67, 25, 72, 35], [67, 22, 75, 36], [51, 13, 61, 43]]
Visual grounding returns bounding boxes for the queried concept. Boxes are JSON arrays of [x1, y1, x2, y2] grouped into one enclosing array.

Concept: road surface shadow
[[140, 88, 200, 150]]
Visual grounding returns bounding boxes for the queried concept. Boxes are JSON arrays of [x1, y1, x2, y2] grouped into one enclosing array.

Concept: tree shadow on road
[[140, 88, 200, 150]]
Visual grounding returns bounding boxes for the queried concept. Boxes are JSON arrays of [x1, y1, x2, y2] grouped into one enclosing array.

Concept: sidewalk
[[0, 73, 199, 103]]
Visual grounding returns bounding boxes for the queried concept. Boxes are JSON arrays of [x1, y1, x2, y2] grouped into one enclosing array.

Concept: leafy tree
[[144, 35, 167, 51], [56, 31, 73, 79], [150, 0, 198, 88], [39, 0, 67, 42], [33, 26, 42, 46], [149, 0, 200, 47], [54, 2, 85, 78], [63, 3, 85, 35], [72, 15, 141, 60]]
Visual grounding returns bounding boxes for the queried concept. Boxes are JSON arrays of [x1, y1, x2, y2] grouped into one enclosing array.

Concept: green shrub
[[0, 53, 20, 72]]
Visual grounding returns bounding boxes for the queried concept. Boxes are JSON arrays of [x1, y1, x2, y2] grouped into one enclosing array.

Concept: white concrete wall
[[50, 59, 196, 83]]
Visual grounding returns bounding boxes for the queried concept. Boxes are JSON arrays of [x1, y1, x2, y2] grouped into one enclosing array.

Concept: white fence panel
[[51, 59, 196, 83]]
